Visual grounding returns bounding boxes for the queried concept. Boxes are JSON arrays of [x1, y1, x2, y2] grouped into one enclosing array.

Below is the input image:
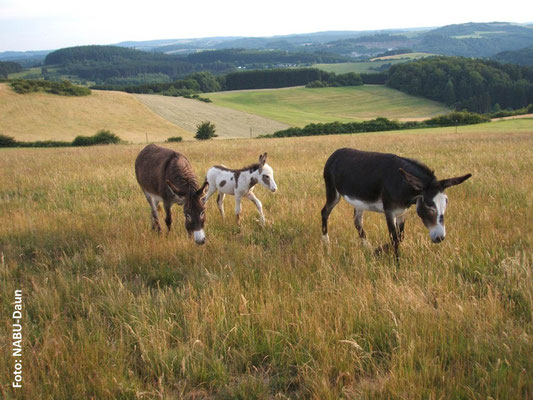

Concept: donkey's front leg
[[385, 211, 401, 258], [203, 184, 216, 205], [144, 192, 162, 233], [396, 212, 407, 243], [246, 191, 265, 226], [163, 201, 172, 232], [235, 194, 242, 226], [353, 209, 370, 247], [217, 193, 226, 219]]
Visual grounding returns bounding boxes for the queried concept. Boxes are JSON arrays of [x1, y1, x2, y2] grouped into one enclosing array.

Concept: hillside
[[0, 83, 191, 142], [206, 86, 450, 127], [133, 94, 290, 138]]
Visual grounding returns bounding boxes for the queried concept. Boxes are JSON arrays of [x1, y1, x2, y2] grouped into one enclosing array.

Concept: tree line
[[0, 61, 22, 78], [94, 68, 372, 94], [262, 112, 491, 138], [42, 45, 349, 84]]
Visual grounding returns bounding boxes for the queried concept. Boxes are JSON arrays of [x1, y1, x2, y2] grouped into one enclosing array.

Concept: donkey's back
[[135, 144, 188, 201]]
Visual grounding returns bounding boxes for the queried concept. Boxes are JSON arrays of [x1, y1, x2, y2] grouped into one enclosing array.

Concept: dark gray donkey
[[321, 148, 471, 256], [135, 144, 208, 245]]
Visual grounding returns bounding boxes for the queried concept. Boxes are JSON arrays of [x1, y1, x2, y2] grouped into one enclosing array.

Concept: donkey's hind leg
[[320, 188, 340, 243], [144, 192, 162, 233], [216, 193, 226, 219]]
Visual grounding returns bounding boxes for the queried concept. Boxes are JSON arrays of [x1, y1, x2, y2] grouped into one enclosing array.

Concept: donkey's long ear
[[399, 168, 425, 191], [258, 152, 267, 172], [196, 181, 209, 197], [439, 173, 472, 190], [167, 180, 187, 200]]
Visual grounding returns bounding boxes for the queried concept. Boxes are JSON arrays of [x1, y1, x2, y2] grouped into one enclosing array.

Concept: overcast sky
[[0, 0, 531, 52]]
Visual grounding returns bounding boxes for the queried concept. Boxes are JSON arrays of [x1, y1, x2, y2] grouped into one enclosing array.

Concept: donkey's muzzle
[[432, 235, 445, 244], [194, 229, 206, 245]]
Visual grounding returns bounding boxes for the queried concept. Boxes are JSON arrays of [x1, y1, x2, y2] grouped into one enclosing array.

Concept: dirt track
[[134, 94, 290, 139]]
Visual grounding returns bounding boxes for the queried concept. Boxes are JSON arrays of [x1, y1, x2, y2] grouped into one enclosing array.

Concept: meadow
[[1, 119, 532, 399], [207, 86, 450, 127]]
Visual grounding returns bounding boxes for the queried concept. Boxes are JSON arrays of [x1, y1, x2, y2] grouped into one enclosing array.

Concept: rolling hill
[[0, 83, 192, 142]]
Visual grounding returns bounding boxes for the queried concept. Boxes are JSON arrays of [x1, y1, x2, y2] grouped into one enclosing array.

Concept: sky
[[0, 0, 532, 52]]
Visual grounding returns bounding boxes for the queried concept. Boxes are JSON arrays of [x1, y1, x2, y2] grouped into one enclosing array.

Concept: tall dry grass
[[0, 123, 532, 399]]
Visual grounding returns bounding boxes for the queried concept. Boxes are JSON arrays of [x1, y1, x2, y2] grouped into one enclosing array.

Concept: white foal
[[204, 153, 277, 225]]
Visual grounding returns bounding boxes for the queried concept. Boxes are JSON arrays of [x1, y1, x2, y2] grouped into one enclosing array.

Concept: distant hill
[[2, 21, 532, 81], [0, 50, 51, 67], [112, 22, 533, 59], [493, 47, 533, 66], [416, 22, 533, 57]]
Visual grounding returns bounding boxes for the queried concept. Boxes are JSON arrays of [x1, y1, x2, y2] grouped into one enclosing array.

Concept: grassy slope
[[1, 119, 532, 399], [0, 83, 191, 142], [134, 94, 290, 139], [207, 85, 450, 127]]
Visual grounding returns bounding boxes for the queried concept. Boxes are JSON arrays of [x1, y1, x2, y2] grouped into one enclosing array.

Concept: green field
[[208, 85, 450, 127], [1, 119, 532, 399], [314, 54, 433, 74], [314, 61, 402, 74], [370, 52, 435, 61]]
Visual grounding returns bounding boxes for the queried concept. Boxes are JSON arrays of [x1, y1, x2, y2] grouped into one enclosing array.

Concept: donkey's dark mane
[[214, 163, 260, 173], [401, 156, 436, 184], [167, 156, 199, 190]]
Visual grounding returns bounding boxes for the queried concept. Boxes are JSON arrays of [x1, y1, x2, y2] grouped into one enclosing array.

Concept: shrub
[[166, 136, 183, 143], [425, 111, 490, 127], [0, 134, 17, 147], [72, 130, 123, 146], [10, 79, 91, 96], [306, 80, 328, 88], [195, 121, 217, 140]]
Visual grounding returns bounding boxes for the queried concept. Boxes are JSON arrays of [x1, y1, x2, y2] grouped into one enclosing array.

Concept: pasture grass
[[207, 85, 450, 127], [0, 120, 532, 399]]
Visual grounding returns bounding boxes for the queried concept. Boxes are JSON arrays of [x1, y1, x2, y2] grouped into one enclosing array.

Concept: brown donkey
[[135, 144, 208, 245]]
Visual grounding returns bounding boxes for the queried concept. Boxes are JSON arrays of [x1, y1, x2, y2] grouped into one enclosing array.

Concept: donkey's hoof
[[321, 233, 330, 244], [374, 244, 391, 256]]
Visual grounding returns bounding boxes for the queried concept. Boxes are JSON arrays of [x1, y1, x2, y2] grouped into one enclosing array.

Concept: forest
[[387, 56, 533, 112], [493, 47, 533, 66]]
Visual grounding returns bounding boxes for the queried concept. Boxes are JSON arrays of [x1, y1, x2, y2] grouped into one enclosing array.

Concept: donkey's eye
[[200, 211, 205, 218], [185, 214, 192, 221]]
